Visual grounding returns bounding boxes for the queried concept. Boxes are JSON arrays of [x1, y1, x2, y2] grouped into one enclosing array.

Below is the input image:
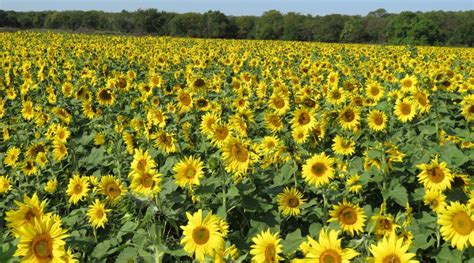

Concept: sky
[[1, 0, 472, 16]]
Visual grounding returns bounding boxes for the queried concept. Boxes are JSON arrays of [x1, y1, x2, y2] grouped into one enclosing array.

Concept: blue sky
[[1, 0, 472, 15]]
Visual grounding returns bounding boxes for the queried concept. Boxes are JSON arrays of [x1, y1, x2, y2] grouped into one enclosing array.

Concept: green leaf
[[282, 229, 303, 254], [440, 143, 469, 167], [436, 245, 463, 263], [115, 247, 138, 263], [91, 241, 111, 259], [389, 183, 408, 207]]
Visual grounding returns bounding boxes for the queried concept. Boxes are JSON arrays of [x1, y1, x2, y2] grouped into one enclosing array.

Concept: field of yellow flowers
[[0, 31, 473, 262]]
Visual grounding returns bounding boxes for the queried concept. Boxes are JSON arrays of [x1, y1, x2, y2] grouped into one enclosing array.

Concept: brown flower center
[[231, 143, 249, 162], [319, 249, 342, 263], [382, 254, 401, 263], [452, 211, 473, 235], [192, 226, 210, 245], [339, 207, 357, 225], [311, 162, 327, 177], [31, 234, 53, 260]]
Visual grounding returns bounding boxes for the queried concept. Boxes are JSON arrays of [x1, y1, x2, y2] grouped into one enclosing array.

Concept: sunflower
[[210, 123, 231, 147], [292, 107, 316, 132], [96, 87, 115, 106], [423, 189, 446, 214], [250, 229, 282, 263], [5, 193, 46, 233], [21, 100, 35, 120], [460, 94, 474, 121], [302, 152, 335, 187], [66, 175, 90, 204], [4, 146, 21, 167], [366, 81, 385, 101], [152, 131, 177, 153], [394, 99, 416, 123], [416, 155, 453, 191], [269, 93, 290, 115], [264, 112, 283, 133], [412, 89, 431, 113], [399, 75, 418, 93], [52, 139, 68, 161], [298, 229, 358, 262], [338, 106, 360, 131], [292, 126, 309, 145], [346, 174, 363, 193], [36, 152, 48, 168], [0, 175, 12, 194], [181, 209, 224, 261], [130, 168, 162, 198], [99, 175, 126, 203], [328, 199, 366, 236], [367, 109, 387, 131], [130, 148, 156, 175], [22, 160, 38, 176], [372, 214, 400, 238], [368, 234, 418, 263], [221, 137, 255, 175], [87, 199, 110, 229], [438, 201, 474, 250], [259, 136, 280, 156], [14, 215, 68, 263], [174, 156, 205, 188], [200, 112, 219, 137], [177, 89, 193, 113], [45, 178, 58, 194], [332, 135, 355, 156], [277, 187, 306, 217], [327, 86, 347, 105]]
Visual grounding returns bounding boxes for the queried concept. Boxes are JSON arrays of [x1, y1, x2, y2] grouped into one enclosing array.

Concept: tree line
[[0, 8, 473, 46]]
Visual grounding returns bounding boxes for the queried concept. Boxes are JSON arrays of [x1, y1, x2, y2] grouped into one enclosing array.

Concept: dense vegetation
[[0, 8, 473, 46]]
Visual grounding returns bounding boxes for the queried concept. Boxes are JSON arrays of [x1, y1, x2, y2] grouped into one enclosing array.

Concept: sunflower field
[[0, 31, 473, 262]]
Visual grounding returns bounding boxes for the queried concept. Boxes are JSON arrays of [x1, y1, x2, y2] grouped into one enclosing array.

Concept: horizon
[[1, 0, 472, 16]]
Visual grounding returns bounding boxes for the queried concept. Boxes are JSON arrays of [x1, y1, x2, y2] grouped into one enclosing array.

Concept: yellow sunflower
[[99, 175, 126, 203], [394, 99, 416, 123], [369, 234, 418, 263], [399, 75, 418, 93], [5, 193, 46, 233], [96, 87, 115, 106], [297, 229, 358, 262], [181, 209, 224, 261], [372, 214, 400, 238], [269, 93, 290, 115], [87, 199, 110, 229], [129, 169, 162, 198], [200, 112, 219, 137], [423, 189, 446, 214], [52, 139, 68, 161], [4, 146, 21, 167], [250, 229, 282, 263], [327, 86, 347, 105], [338, 106, 360, 131], [416, 155, 453, 191], [221, 137, 255, 175], [332, 135, 355, 156], [366, 81, 385, 101], [367, 109, 387, 131], [438, 201, 474, 250], [264, 112, 284, 133], [328, 199, 366, 236], [66, 175, 90, 204], [460, 94, 474, 121], [302, 152, 335, 187], [0, 175, 12, 193], [22, 160, 38, 176], [152, 131, 177, 154], [174, 156, 205, 188], [277, 187, 306, 217], [14, 215, 68, 263], [130, 148, 156, 175], [292, 107, 316, 132], [45, 178, 58, 194]]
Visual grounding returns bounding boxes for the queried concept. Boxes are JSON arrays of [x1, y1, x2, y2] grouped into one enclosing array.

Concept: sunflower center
[[426, 166, 444, 183], [341, 110, 355, 122], [192, 226, 210, 245], [287, 196, 300, 208], [370, 86, 380, 96], [416, 94, 427, 106], [319, 249, 342, 263], [96, 209, 104, 219], [331, 90, 341, 100], [403, 79, 412, 88], [25, 208, 40, 222], [215, 127, 228, 140], [74, 184, 83, 194], [430, 199, 439, 208], [141, 173, 154, 188], [179, 93, 191, 106], [185, 167, 196, 179], [400, 103, 412, 115], [194, 79, 205, 88], [298, 112, 310, 125], [106, 184, 120, 198], [31, 234, 53, 260], [339, 207, 357, 225], [382, 254, 401, 263], [264, 244, 276, 262], [99, 89, 112, 101], [373, 113, 384, 125], [137, 159, 147, 172], [452, 211, 473, 235], [468, 105, 474, 114], [273, 97, 285, 109], [231, 144, 249, 162], [381, 218, 392, 230], [311, 162, 327, 177]]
